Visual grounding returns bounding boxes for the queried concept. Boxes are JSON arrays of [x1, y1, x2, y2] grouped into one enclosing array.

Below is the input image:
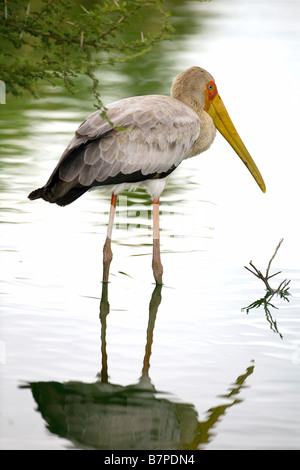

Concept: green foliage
[[1, 0, 173, 106], [242, 289, 290, 340]]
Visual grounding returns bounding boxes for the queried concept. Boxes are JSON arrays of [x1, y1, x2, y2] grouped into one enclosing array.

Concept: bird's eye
[[207, 83, 214, 90]]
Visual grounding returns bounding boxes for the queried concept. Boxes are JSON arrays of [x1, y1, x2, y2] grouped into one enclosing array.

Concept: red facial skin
[[204, 81, 218, 111]]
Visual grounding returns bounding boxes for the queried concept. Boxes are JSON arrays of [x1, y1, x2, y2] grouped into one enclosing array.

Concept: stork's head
[[171, 67, 266, 193]]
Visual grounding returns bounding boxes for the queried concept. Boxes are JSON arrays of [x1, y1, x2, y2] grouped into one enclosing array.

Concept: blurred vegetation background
[[1, 0, 207, 108]]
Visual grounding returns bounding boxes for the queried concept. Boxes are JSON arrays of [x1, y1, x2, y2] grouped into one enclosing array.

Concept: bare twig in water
[[244, 238, 291, 297], [243, 239, 292, 339]]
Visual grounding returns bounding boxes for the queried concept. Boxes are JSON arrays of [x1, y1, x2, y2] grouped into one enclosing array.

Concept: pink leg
[[152, 199, 163, 285], [102, 193, 117, 283]]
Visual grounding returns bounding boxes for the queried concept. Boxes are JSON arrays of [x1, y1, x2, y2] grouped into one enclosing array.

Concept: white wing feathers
[[56, 95, 201, 187]]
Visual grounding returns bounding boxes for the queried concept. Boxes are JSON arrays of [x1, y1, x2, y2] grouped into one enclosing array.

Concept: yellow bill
[[205, 82, 266, 193]]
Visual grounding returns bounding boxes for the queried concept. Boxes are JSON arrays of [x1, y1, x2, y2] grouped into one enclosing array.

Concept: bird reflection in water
[[22, 285, 254, 450]]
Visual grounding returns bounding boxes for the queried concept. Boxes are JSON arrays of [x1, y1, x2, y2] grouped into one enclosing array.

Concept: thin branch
[[27, 0, 57, 28], [244, 238, 291, 295], [266, 238, 284, 279], [4, 18, 155, 51], [19, 1, 30, 40]]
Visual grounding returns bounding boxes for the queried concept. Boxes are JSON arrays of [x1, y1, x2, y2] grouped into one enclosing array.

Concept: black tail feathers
[[27, 184, 91, 206], [28, 187, 44, 201]]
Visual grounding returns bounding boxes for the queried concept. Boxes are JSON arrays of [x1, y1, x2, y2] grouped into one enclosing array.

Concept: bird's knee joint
[[103, 238, 113, 264]]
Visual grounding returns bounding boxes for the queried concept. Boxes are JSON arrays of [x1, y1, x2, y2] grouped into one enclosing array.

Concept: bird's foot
[[153, 268, 163, 285]]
